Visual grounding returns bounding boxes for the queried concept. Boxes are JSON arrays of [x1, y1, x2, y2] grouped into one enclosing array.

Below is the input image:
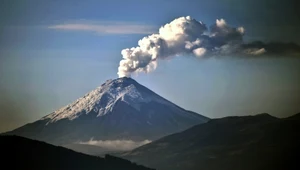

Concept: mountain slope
[[123, 113, 300, 170], [0, 135, 154, 170], [4, 77, 208, 152]]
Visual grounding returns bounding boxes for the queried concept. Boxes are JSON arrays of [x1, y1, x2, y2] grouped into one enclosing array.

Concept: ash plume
[[117, 16, 300, 77], [117, 16, 246, 77]]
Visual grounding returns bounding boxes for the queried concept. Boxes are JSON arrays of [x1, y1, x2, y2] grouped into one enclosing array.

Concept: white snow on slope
[[42, 78, 175, 123]]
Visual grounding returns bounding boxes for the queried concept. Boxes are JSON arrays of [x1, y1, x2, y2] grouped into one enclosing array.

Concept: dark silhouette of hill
[[0, 135, 154, 170], [123, 113, 300, 170], [286, 112, 300, 120]]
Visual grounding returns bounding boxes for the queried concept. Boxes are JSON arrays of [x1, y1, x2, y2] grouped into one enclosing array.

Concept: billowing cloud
[[117, 16, 300, 77], [79, 139, 151, 151], [48, 21, 154, 35], [118, 16, 212, 77], [117, 16, 245, 77]]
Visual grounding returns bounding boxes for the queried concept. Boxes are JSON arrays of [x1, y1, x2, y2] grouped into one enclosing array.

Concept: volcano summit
[[5, 77, 208, 153]]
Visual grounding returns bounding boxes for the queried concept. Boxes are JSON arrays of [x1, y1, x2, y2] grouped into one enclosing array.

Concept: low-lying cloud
[[118, 16, 300, 77], [79, 139, 151, 151], [49, 21, 154, 35]]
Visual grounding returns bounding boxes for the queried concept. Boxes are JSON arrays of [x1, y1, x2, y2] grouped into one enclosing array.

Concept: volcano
[[4, 77, 208, 153]]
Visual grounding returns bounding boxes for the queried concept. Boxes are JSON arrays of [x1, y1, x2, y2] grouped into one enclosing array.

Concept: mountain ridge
[[122, 113, 300, 170]]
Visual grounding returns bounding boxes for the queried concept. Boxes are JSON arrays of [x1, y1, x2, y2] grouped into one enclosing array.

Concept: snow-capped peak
[[42, 77, 171, 123]]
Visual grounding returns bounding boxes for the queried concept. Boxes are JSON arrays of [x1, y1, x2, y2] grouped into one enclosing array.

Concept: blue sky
[[0, 0, 300, 132]]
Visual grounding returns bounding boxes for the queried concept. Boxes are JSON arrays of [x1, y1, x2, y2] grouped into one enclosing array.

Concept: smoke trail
[[118, 16, 300, 77]]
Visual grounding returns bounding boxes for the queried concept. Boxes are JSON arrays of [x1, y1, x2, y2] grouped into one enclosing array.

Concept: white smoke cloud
[[117, 16, 252, 77], [79, 139, 151, 151]]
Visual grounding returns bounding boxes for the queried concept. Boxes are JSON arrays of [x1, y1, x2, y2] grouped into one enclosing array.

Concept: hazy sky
[[0, 0, 300, 133]]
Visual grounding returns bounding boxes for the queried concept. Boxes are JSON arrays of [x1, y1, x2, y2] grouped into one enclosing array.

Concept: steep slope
[[123, 113, 300, 170], [4, 77, 208, 151], [0, 135, 154, 170]]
